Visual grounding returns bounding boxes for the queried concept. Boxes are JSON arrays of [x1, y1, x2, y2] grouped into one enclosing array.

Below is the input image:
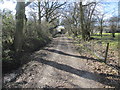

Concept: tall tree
[[80, 1, 97, 41], [97, 14, 105, 37], [14, 2, 25, 52], [109, 16, 118, 38], [14, 1, 32, 52], [38, 1, 41, 24], [44, 1, 66, 23], [80, 2, 85, 40]]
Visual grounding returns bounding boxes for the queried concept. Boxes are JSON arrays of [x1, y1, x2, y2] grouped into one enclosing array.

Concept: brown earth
[[3, 35, 119, 88]]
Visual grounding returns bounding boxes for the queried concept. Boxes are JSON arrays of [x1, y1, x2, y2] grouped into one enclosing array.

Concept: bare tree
[[30, 1, 66, 24], [97, 14, 105, 37], [80, 1, 97, 41], [80, 2, 85, 40], [109, 16, 118, 37], [61, 1, 97, 40], [14, 1, 32, 52], [43, 1, 66, 23], [14, 2, 25, 52], [38, 1, 41, 24]]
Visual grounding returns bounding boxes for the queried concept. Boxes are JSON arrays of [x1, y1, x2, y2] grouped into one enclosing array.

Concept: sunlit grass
[[92, 33, 120, 49], [68, 36, 73, 39], [69, 33, 119, 49]]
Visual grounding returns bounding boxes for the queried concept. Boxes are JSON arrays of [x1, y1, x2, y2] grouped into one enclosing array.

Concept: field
[[91, 33, 120, 49]]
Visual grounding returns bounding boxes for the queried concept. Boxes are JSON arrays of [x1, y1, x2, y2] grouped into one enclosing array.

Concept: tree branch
[[25, 2, 31, 7]]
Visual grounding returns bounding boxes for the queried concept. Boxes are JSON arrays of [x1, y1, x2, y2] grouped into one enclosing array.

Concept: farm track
[[4, 35, 119, 88]]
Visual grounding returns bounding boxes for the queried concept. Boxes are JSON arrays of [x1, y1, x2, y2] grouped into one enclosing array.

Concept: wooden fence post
[[104, 43, 109, 63]]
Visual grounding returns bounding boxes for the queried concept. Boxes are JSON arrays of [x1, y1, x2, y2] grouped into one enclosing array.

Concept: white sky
[[0, 0, 16, 15], [0, 0, 119, 19]]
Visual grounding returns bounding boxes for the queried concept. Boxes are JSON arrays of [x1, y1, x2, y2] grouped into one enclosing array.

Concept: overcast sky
[[0, 0, 118, 20]]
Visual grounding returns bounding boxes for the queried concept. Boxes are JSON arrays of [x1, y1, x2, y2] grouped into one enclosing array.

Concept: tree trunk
[[100, 28, 103, 37], [80, 2, 85, 40], [38, 1, 42, 37], [85, 22, 91, 40], [100, 21, 103, 37], [112, 31, 115, 38], [111, 25, 115, 38], [38, 1, 41, 24], [14, 2, 25, 52]]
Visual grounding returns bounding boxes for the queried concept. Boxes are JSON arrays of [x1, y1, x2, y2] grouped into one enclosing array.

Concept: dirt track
[[4, 35, 118, 88]]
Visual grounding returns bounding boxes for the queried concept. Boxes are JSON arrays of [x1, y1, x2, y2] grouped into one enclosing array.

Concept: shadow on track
[[44, 48, 103, 62], [36, 58, 119, 88]]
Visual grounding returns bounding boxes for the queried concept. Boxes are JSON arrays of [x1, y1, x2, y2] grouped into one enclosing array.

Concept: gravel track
[[4, 35, 111, 88]]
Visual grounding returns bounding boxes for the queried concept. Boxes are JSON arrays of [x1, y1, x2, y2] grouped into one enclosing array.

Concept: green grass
[[68, 33, 120, 49], [91, 33, 120, 49], [67, 36, 73, 39], [72, 33, 119, 48]]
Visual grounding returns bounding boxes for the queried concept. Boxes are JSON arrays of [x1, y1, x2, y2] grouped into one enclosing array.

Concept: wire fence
[[75, 38, 115, 63]]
